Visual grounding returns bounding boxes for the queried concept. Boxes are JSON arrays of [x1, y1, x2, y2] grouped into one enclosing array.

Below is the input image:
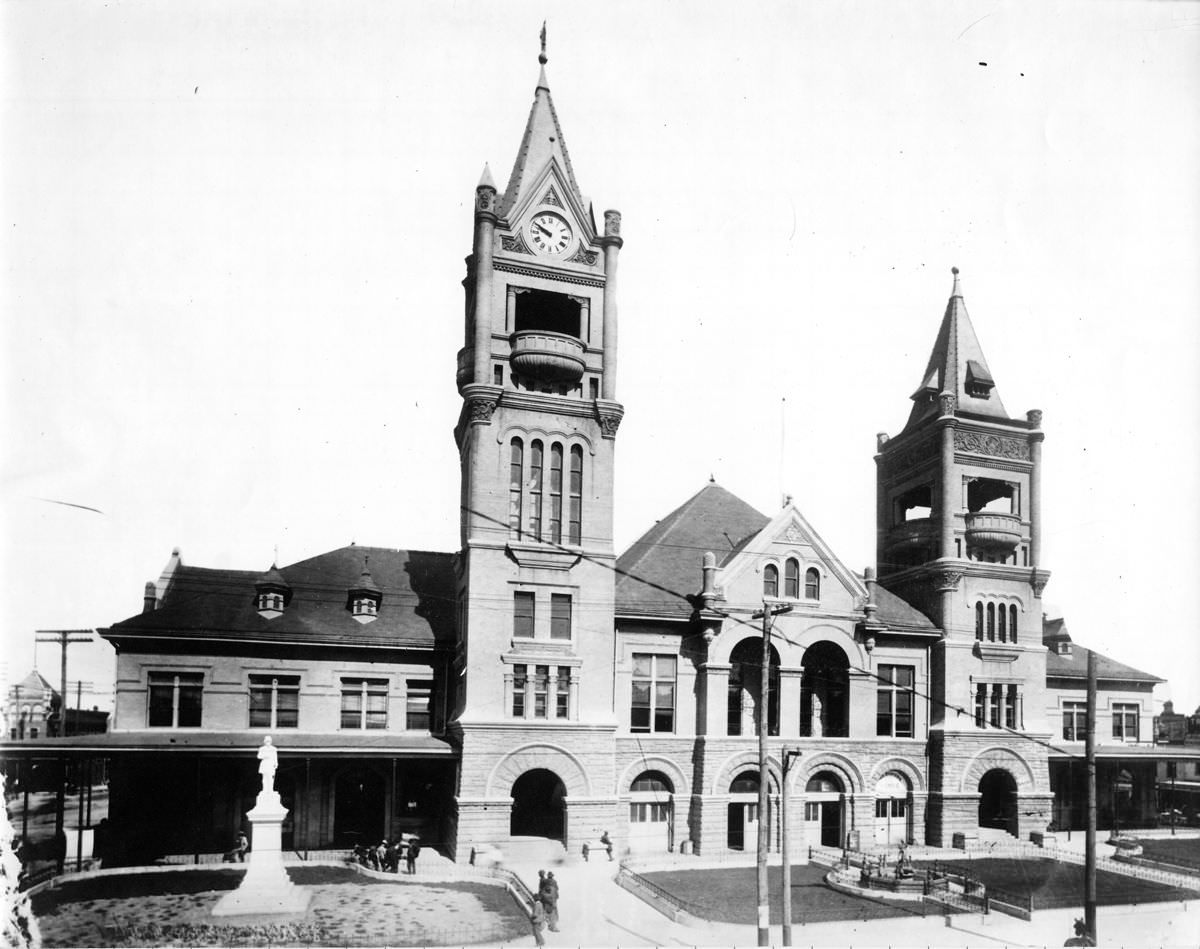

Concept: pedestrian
[[224, 830, 249, 863], [386, 838, 402, 872], [600, 829, 613, 861], [581, 841, 589, 862], [529, 894, 547, 947], [406, 835, 421, 874], [539, 870, 560, 932]]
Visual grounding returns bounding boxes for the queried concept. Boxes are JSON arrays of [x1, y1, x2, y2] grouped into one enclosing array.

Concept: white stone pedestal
[[212, 791, 311, 918]]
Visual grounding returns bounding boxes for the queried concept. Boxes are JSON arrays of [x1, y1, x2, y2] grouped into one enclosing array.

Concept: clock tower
[[449, 40, 624, 856]]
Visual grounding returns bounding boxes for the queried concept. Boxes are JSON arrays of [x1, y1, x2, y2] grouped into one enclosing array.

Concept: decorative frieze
[[541, 187, 563, 208], [882, 436, 938, 477], [567, 244, 599, 266], [500, 232, 534, 255], [953, 430, 1031, 461], [467, 397, 498, 424], [598, 413, 622, 438], [494, 261, 604, 288]]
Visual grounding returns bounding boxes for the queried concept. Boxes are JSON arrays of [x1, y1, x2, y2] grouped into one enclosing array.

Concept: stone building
[[4, 44, 1193, 864]]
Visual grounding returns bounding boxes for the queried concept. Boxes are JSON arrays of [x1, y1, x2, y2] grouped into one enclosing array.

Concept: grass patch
[[640, 863, 928, 924], [1130, 837, 1200, 871], [914, 858, 1196, 909]]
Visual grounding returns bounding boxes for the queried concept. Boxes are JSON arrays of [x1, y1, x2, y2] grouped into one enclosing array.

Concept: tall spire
[[496, 24, 585, 219], [904, 267, 1009, 431]]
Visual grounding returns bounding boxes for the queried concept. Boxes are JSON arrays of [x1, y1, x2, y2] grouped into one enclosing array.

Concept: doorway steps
[[493, 835, 569, 868]]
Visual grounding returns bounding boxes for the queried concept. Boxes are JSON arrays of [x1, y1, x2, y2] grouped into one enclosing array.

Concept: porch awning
[[0, 732, 457, 759]]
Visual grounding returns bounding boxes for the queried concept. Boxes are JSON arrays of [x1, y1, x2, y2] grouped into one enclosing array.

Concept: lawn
[[1130, 837, 1200, 871], [640, 863, 931, 924], [31, 866, 531, 947], [913, 858, 1197, 910]]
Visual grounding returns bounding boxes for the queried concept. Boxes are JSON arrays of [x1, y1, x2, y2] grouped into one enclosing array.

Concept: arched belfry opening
[[510, 769, 566, 840], [800, 641, 850, 737], [515, 288, 581, 338], [978, 769, 1018, 836]]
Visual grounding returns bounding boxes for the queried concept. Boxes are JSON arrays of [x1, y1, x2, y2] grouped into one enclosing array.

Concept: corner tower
[[874, 269, 1052, 845], [449, 38, 624, 857]]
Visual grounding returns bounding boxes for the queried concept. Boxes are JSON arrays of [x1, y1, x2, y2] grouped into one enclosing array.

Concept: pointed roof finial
[[477, 163, 496, 191], [539, 21, 548, 65], [951, 266, 962, 297]]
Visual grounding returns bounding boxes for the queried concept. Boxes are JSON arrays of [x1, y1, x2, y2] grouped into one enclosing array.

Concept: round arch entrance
[[727, 770, 761, 851], [628, 771, 674, 854], [334, 767, 385, 846], [510, 769, 566, 840], [873, 772, 911, 846], [805, 770, 845, 847], [978, 769, 1018, 836]]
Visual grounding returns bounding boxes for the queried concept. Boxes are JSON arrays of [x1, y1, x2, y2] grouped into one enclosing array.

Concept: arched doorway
[[728, 640, 780, 736], [727, 770, 762, 850], [334, 767, 385, 846], [873, 772, 911, 846], [978, 769, 1018, 836], [628, 771, 673, 853], [800, 642, 849, 737], [510, 769, 566, 840], [805, 771, 844, 847]]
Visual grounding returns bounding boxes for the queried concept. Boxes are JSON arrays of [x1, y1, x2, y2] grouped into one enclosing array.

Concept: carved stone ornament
[[1026, 409, 1043, 429], [501, 231, 534, 255], [604, 210, 622, 237], [876, 432, 890, 452], [476, 188, 496, 214], [598, 413, 622, 437], [954, 430, 1031, 461], [1031, 575, 1050, 598], [784, 524, 804, 543], [567, 244, 599, 266], [935, 570, 964, 592], [939, 392, 957, 417], [542, 187, 563, 208], [883, 436, 938, 477], [467, 397, 498, 424]]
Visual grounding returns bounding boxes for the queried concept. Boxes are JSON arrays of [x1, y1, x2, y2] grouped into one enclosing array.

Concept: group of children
[[352, 834, 422, 873]]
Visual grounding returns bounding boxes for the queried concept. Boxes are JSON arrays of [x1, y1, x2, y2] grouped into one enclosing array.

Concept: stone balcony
[[964, 511, 1022, 552], [886, 517, 934, 553], [509, 330, 586, 384]]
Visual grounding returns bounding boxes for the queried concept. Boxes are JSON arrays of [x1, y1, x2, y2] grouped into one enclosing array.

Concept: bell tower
[[449, 35, 624, 856], [874, 268, 1053, 845]]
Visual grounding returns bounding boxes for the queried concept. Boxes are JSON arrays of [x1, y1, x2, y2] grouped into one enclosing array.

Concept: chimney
[[143, 581, 157, 613]]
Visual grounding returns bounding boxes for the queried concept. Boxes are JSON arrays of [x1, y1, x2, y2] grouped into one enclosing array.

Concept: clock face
[[528, 212, 573, 255]]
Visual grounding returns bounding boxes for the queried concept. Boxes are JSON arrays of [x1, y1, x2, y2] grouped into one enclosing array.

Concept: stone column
[[1027, 410, 1044, 567], [472, 179, 497, 386], [599, 210, 622, 400]]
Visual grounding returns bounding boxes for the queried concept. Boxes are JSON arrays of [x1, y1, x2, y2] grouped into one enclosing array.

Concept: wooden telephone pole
[[1084, 649, 1098, 943], [752, 601, 791, 946], [35, 629, 93, 737]]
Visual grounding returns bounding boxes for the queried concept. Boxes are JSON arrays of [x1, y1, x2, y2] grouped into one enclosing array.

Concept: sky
[[3, 0, 1199, 715]]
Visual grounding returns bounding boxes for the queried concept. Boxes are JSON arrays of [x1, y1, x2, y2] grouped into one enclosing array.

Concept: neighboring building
[[3, 45, 1195, 863], [5, 670, 108, 742]]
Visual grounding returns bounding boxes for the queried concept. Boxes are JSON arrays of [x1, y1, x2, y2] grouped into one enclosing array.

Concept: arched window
[[631, 771, 673, 793], [784, 558, 800, 598], [986, 602, 996, 641], [1009, 604, 1018, 642], [508, 438, 524, 535], [730, 771, 760, 794], [568, 446, 583, 545], [805, 568, 820, 599], [997, 603, 1007, 642], [975, 602, 984, 641], [529, 440, 544, 539], [548, 443, 564, 543], [763, 564, 779, 598]]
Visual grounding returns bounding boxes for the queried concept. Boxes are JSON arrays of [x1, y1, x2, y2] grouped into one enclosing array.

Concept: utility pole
[[35, 630, 93, 737], [780, 747, 802, 946], [752, 601, 792, 947], [1084, 649, 1097, 943]]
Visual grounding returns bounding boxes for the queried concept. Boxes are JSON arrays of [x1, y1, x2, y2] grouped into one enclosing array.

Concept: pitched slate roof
[[103, 546, 456, 649], [905, 268, 1010, 432], [862, 580, 938, 632], [616, 483, 769, 617], [16, 669, 56, 694], [1045, 642, 1163, 684]]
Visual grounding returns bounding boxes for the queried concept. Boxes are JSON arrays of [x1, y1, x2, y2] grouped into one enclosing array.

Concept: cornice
[[493, 258, 605, 289]]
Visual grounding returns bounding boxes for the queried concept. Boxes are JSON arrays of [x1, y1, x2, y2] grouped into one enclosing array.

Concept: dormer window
[[964, 359, 995, 399], [254, 564, 291, 620], [347, 558, 382, 625]]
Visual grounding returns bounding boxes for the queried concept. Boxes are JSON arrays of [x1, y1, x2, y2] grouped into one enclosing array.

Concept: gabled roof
[[103, 546, 456, 649], [14, 670, 56, 696], [1046, 642, 1163, 684], [616, 482, 769, 617], [497, 63, 586, 219], [904, 268, 1010, 431]]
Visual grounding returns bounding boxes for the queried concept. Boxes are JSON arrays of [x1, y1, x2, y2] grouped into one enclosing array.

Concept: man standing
[[406, 835, 421, 874], [539, 870, 560, 932]]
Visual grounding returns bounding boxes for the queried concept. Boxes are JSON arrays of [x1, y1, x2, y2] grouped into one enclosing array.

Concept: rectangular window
[[556, 666, 571, 719], [550, 593, 572, 640], [249, 675, 300, 729], [875, 665, 914, 737], [533, 665, 549, 719], [549, 444, 563, 543], [509, 440, 524, 535], [1005, 684, 1018, 729], [406, 679, 433, 730], [1112, 703, 1139, 741], [631, 653, 677, 733], [804, 802, 821, 821], [974, 683, 987, 728], [512, 664, 527, 718], [148, 672, 203, 727], [529, 441, 543, 539], [514, 591, 535, 638], [568, 447, 583, 546], [341, 678, 388, 730], [989, 684, 1002, 728]]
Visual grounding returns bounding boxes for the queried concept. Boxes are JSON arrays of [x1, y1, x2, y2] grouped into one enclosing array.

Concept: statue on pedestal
[[257, 736, 278, 794]]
